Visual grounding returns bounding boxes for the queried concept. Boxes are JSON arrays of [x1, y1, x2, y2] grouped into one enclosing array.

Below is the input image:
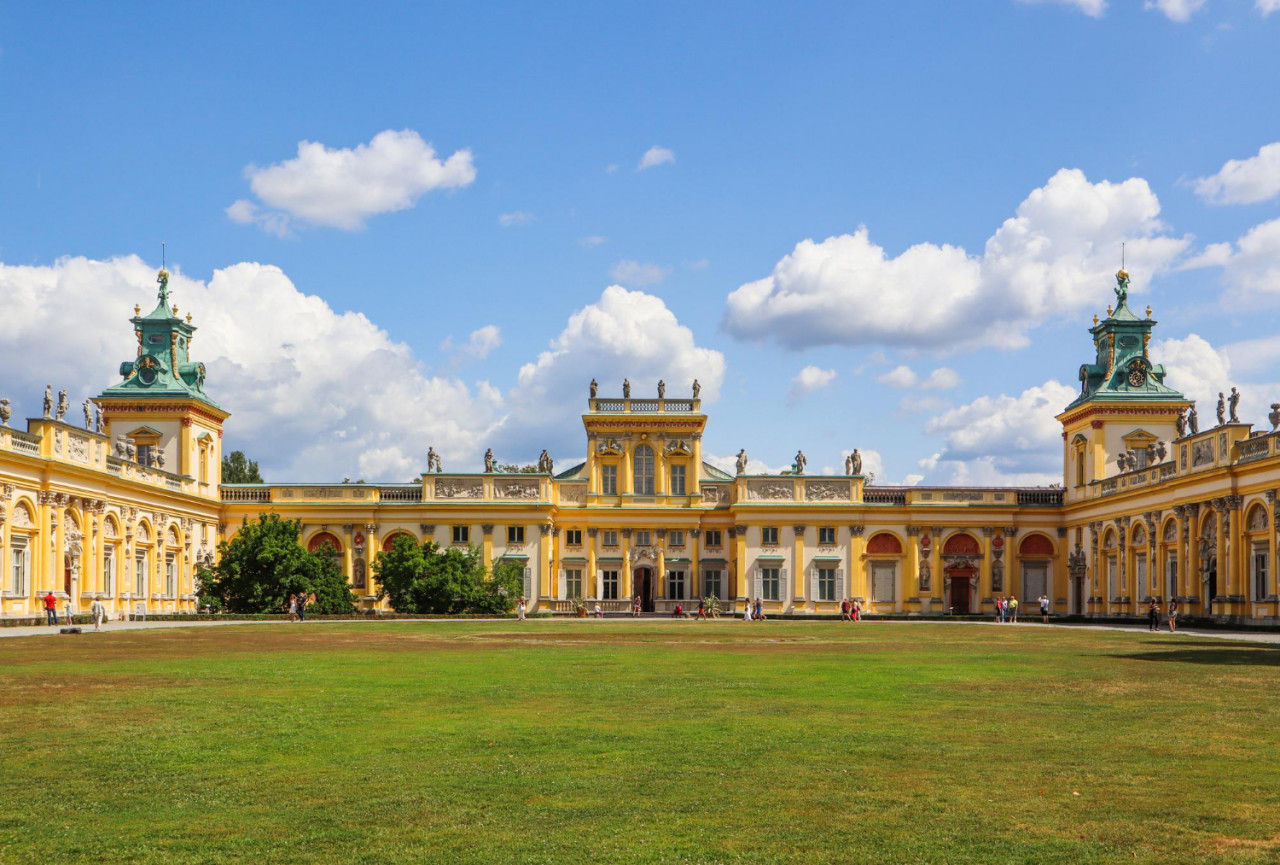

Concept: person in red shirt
[[43, 591, 58, 626]]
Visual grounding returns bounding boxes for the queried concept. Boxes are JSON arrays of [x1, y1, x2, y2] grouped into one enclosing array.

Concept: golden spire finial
[[1145, 305, 1152, 319], [1093, 314, 1099, 326], [134, 304, 141, 316], [1106, 305, 1114, 317], [172, 305, 179, 316], [186, 313, 193, 324]]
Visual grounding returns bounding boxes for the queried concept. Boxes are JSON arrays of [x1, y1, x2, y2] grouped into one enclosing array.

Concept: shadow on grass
[[1113, 643, 1280, 666]]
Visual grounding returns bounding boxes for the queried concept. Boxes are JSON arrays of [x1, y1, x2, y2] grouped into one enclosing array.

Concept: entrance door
[[1205, 563, 1217, 614], [635, 567, 654, 612], [64, 556, 73, 595], [949, 576, 971, 614]]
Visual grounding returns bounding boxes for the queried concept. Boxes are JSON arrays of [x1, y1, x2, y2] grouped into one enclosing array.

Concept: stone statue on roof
[[1188, 402, 1199, 435], [1114, 268, 1130, 307], [484, 448, 495, 473], [852, 448, 862, 475], [427, 446, 440, 473], [735, 448, 748, 475], [692, 379, 700, 399], [1175, 408, 1186, 439], [623, 378, 631, 398], [657, 379, 665, 399], [1229, 387, 1240, 423], [589, 378, 597, 399], [83, 400, 93, 430], [56, 389, 68, 421], [794, 450, 807, 475], [1216, 392, 1226, 427], [43, 385, 53, 419]]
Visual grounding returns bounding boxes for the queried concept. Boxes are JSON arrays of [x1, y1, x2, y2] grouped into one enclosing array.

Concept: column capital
[[791, 525, 807, 535], [689, 528, 701, 538], [982, 526, 995, 537], [849, 525, 865, 537], [621, 528, 632, 538], [342, 524, 354, 534], [541, 524, 553, 536], [480, 523, 494, 535], [420, 524, 435, 534], [906, 526, 922, 537], [1057, 526, 1068, 537], [1225, 495, 1243, 511], [1004, 526, 1019, 537], [587, 527, 598, 538], [364, 523, 379, 534], [1266, 490, 1278, 505]]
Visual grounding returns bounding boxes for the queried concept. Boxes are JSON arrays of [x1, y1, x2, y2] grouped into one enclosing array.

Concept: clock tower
[[1056, 269, 1189, 501], [95, 267, 229, 497]]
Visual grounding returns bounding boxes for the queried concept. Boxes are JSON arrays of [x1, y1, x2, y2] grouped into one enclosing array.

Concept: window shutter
[[557, 569, 565, 599], [810, 568, 819, 599], [780, 568, 788, 599], [523, 567, 533, 598], [836, 569, 845, 600], [753, 567, 762, 598]]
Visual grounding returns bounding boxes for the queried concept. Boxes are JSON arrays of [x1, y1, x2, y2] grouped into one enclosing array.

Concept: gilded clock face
[[1127, 360, 1146, 387]]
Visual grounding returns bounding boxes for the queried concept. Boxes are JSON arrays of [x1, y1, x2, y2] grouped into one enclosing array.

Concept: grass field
[[1, 620, 1278, 864]]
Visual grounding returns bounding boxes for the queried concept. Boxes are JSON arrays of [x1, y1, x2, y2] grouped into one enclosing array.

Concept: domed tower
[[95, 267, 229, 497], [1056, 269, 1189, 501]]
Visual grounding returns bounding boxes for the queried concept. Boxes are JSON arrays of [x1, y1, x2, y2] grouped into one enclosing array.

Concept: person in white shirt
[[90, 598, 107, 632]]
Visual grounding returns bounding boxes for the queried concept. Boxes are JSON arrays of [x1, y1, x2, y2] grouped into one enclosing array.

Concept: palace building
[[2, 267, 1278, 622]]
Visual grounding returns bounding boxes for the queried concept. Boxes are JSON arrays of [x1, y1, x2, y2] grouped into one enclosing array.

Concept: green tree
[[222, 450, 264, 483], [496, 463, 540, 474], [373, 535, 521, 615], [201, 514, 356, 614]]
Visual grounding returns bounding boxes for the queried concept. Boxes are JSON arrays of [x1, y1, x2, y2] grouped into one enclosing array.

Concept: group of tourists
[[286, 592, 315, 622], [840, 598, 863, 621], [41, 591, 108, 631], [994, 595, 1021, 623], [741, 598, 767, 621], [1148, 598, 1179, 632]]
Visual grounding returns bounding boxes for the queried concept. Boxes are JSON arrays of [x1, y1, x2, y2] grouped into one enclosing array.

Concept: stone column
[[1226, 496, 1244, 609], [53, 494, 67, 598], [1172, 505, 1186, 601], [0, 502, 9, 615], [1184, 505, 1199, 605], [1005, 526, 1020, 604], [1115, 519, 1126, 615], [690, 433, 703, 498], [586, 528, 598, 599], [655, 529, 667, 600], [538, 524, 553, 604], [928, 526, 943, 611], [621, 439, 634, 496], [1054, 526, 1069, 605], [36, 491, 54, 593], [620, 528, 632, 603], [732, 525, 748, 607], [849, 525, 865, 602], [1270, 492, 1280, 602], [689, 529, 701, 599], [906, 526, 921, 614], [1213, 499, 1228, 613], [791, 525, 806, 612], [980, 527, 994, 612], [341, 524, 355, 588], [479, 523, 492, 569]]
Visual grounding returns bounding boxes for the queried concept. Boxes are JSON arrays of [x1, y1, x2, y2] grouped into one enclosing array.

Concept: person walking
[[1008, 596, 1018, 623], [64, 598, 75, 627], [995, 596, 1004, 623], [852, 598, 861, 622], [1148, 598, 1160, 632], [632, 595, 641, 617], [90, 598, 107, 632], [1038, 594, 1050, 624], [754, 598, 765, 621], [43, 591, 58, 626], [516, 596, 527, 621], [593, 601, 603, 618], [298, 593, 309, 622], [287, 594, 298, 622], [742, 598, 752, 622], [841, 597, 851, 622], [1168, 599, 1179, 633], [696, 596, 707, 620]]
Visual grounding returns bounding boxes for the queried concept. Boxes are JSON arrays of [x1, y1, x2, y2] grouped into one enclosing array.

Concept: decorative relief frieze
[[435, 478, 483, 499], [701, 485, 725, 503], [495, 479, 539, 499], [805, 480, 850, 501], [746, 480, 793, 501], [559, 484, 586, 504], [68, 433, 90, 463]]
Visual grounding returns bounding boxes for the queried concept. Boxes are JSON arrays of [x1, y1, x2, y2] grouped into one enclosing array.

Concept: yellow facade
[[2, 269, 1278, 622]]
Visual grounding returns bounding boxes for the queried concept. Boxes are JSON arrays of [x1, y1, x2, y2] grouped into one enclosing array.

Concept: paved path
[[2, 616, 1278, 644]]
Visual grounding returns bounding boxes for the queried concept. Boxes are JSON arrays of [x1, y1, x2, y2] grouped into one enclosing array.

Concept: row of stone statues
[[1117, 441, 1167, 472], [424, 447, 554, 475], [32, 384, 104, 432], [590, 378, 701, 399], [1174, 387, 1243, 439], [734, 448, 863, 476]]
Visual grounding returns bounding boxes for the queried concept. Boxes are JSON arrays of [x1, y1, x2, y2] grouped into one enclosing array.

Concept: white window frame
[[601, 569, 619, 600], [1165, 549, 1177, 599], [103, 547, 116, 596], [668, 530, 685, 547], [135, 550, 149, 598], [704, 530, 722, 548], [601, 465, 618, 496], [702, 569, 722, 600], [761, 567, 782, 601], [165, 553, 177, 597], [507, 525, 525, 544], [635, 531, 651, 547], [761, 526, 779, 546], [10, 538, 29, 595], [814, 567, 839, 602], [1252, 543, 1269, 601], [565, 529, 582, 547], [669, 464, 686, 496], [565, 568, 583, 599], [602, 530, 619, 548], [633, 445, 655, 495], [667, 569, 685, 600], [452, 525, 470, 545]]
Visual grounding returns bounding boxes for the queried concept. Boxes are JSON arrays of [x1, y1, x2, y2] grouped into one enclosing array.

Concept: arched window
[[634, 445, 655, 495]]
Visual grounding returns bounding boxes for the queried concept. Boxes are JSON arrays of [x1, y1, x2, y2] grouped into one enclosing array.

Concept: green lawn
[[1, 621, 1277, 864]]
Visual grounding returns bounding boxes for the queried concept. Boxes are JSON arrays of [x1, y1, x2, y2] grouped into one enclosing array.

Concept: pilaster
[[792, 525, 806, 611], [980, 527, 994, 608]]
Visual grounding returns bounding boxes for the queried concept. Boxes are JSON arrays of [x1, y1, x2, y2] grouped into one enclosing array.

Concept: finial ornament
[[1114, 268, 1129, 308], [1093, 314, 1099, 326], [1145, 305, 1152, 319], [1106, 305, 1114, 317]]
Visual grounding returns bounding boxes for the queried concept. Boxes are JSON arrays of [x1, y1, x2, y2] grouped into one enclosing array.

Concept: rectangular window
[[601, 570, 619, 600], [668, 530, 684, 547], [452, 525, 470, 545], [703, 569, 722, 600], [165, 554, 177, 597], [10, 540, 28, 595], [762, 527, 779, 546], [816, 567, 838, 602], [565, 529, 582, 546], [818, 526, 836, 545], [602, 530, 619, 547], [1252, 544, 1269, 601], [635, 531, 651, 547], [1107, 557, 1118, 598], [1166, 550, 1178, 599], [704, 530, 722, 548], [668, 570, 685, 600], [1135, 555, 1147, 595], [137, 444, 155, 467], [601, 465, 618, 496], [760, 568, 781, 601], [670, 465, 686, 496], [507, 525, 525, 544], [565, 568, 583, 599], [871, 561, 896, 602], [135, 552, 148, 597], [103, 548, 116, 596]]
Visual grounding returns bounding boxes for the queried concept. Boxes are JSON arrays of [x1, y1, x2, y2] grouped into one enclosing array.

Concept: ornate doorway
[[634, 567, 654, 612], [946, 565, 976, 614]]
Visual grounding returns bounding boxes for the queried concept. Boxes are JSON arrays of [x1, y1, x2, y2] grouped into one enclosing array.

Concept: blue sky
[[3, 1, 1280, 483]]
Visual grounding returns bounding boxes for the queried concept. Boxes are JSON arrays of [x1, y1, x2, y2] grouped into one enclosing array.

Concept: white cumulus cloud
[[723, 169, 1190, 352], [638, 146, 675, 171], [1153, 333, 1231, 412], [498, 211, 535, 227], [920, 380, 1078, 484], [1258, 0, 1280, 16], [788, 366, 837, 405], [1144, 0, 1205, 21], [442, 325, 503, 364], [1193, 142, 1280, 205], [609, 259, 668, 286], [878, 366, 919, 388], [229, 129, 475, 232]]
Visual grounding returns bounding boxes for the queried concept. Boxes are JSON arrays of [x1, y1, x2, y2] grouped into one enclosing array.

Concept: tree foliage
[[199, 514, 356, 614], [496, 463, 540, 474], [222, 450, 264, 483], [373, 535, 524, 614]]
